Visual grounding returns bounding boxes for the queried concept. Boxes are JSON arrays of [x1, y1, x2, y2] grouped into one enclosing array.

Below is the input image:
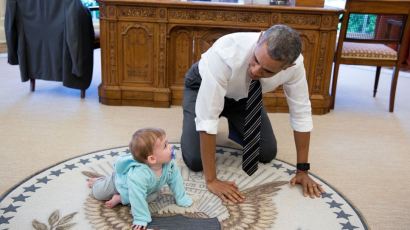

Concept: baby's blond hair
[[129, 128, 166, 163]]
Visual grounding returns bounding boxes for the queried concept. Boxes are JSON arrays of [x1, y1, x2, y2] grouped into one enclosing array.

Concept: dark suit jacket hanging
[[5, 0, 95, 90]]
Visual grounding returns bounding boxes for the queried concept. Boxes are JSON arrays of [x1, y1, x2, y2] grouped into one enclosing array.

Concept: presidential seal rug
[[0, 144, 368, 230]]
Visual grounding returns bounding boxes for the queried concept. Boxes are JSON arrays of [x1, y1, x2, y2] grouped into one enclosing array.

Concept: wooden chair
[[330, 0, 410, 112]]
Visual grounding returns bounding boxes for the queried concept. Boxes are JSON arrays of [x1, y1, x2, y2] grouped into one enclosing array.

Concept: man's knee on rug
[[182, 151, 203, 172], [259, 143, 277, 163], [181, 137, 203, 172]]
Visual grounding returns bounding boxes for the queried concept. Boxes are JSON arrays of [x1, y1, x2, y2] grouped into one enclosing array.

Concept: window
[[347, 14, 377, 39], [81, 0, 99, 21]]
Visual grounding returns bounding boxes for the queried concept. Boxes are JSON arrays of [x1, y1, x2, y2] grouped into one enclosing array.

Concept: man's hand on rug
[[207, 179, 245, 204], [290, 171, 324, 198]]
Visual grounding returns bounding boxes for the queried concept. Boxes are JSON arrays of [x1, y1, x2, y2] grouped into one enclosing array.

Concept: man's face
[[247, 42, 291, 80]]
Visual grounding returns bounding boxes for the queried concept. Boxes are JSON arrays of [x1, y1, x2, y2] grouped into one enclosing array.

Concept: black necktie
[[242, 80, 262, 176]]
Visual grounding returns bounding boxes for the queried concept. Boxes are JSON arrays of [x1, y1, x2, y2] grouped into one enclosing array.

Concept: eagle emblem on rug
[[82, 169, 286, 230]]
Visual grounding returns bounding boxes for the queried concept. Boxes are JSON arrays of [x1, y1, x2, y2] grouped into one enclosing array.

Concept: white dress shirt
[[196, 32, 313, 135]]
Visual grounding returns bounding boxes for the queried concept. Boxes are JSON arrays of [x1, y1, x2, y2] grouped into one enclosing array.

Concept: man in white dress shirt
[[181, 25, 324, 203]]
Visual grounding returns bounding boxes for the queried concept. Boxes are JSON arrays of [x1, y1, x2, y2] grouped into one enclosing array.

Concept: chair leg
[[81, 89, 86, 99], [373, 66, 381, 97], [330, 62, 341, 109], [30, 78, 35, 92], [389, 66, 400, 112]]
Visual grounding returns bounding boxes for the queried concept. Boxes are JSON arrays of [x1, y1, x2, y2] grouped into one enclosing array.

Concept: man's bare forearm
[[293, 131, 310, 163], [199, 131, 217, 183]]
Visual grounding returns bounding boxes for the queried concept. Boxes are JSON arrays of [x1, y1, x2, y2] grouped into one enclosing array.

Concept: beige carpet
[[1, 50, 409, 229]]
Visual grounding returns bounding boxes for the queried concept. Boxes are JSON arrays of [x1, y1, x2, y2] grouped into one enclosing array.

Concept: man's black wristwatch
[[296, 163, 310, 171]]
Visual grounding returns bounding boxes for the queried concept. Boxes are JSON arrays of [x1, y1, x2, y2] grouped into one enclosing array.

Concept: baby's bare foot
[[86, 178, 100, 188], [105, 194, 122, 208]]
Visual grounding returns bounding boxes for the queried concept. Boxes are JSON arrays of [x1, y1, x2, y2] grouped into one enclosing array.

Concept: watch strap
[[296, 163, 310, 171]]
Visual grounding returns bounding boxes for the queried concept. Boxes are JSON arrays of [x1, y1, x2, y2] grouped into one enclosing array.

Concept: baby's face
[[152, 136, 172, 164]]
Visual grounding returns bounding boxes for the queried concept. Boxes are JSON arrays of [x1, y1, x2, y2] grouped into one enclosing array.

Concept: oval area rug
[[0, 145, 368, 229]]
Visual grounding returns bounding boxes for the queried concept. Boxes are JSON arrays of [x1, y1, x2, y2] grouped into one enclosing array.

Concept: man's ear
[[146, 155, 157, 165]]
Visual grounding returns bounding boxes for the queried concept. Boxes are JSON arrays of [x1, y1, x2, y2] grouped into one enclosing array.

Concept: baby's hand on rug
[[290, 171, 324, 198]]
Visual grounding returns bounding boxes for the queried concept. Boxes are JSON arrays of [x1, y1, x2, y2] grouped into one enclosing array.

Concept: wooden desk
[[98, 0, 342, 114]]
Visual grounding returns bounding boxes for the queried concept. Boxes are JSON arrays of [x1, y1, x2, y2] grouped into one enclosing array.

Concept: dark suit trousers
[[181, 63, 277, 172]]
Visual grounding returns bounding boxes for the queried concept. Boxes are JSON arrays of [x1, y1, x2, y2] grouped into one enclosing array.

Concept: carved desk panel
[[98, 0, 342, 114]]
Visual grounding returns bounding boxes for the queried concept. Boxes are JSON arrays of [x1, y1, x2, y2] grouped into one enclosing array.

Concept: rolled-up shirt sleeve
[[283, 64, 313, 132], [195, 47, 231, 135]]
